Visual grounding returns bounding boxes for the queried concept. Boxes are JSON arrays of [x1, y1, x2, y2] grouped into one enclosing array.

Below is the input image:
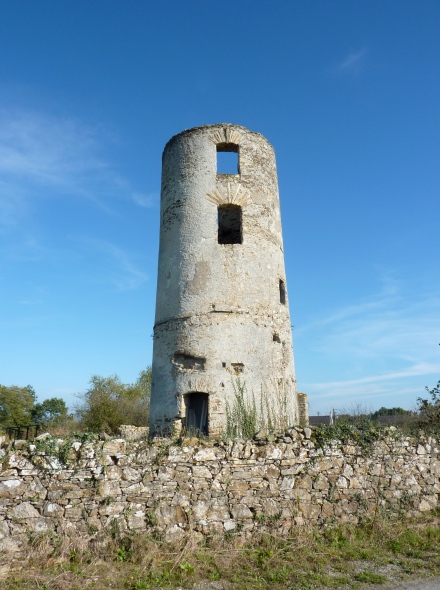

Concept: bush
[[416, 379, 440, 433], [75, 368, 151, 434], [0, 385, 36, 428]]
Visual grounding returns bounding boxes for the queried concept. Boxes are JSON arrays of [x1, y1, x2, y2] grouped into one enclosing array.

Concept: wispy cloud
[[132, 192, 157, 208], [296, 275, 440, 413], [0, 107, 152, 228], [308, 362, 440, 396], [332, 48, 367, 73], [72, 237, 148, 291], [18, 299, 43, 306]]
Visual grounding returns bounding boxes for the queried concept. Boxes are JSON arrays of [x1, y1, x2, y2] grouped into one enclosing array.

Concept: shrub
[[75, 368, 151, 434], [416, 379, 440, 433]]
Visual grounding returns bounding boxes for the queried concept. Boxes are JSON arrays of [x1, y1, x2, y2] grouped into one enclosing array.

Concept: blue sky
[[1, 1, 439, 415]]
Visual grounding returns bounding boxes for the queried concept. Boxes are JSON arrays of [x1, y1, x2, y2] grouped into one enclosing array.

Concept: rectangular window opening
[[173, 353, 206, 371], [279, 279, 286, 305], [217, 143, 239, 174], [218, 205, 242, 244], [231, 362, 244, 375]]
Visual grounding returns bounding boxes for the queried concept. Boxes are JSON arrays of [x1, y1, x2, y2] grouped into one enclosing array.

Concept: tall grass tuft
[[225, 377, 258, 439], [225, 377, 295, 439]]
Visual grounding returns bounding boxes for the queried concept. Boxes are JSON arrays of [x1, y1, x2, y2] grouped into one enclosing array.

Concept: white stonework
[[150, 124, 303, 437]]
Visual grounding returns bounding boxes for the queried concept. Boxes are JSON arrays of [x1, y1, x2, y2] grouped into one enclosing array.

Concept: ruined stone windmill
[[149, 124, 306, 437]]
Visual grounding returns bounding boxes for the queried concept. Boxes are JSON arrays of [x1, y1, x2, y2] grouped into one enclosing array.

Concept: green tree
[[417, 379, 440, 431], [133, 367, 152, 399], [370, 407, 410, 420], [76, 367, 151, 434], [32, 397, 69, 426], [0, 385, 36, 428]]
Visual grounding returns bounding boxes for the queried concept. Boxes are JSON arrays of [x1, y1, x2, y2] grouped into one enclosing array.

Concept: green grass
[[353, 571, 387, 583], [1, 511, 440, 589]]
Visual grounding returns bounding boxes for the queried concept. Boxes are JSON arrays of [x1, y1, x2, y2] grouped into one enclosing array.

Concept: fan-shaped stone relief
[[206, 182, 251, 207], [209, 127, 243, 146]]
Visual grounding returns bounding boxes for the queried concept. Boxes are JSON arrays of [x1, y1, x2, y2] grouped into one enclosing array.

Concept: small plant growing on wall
[[225, 377, 295, 439], [225, 378, 258, 439]]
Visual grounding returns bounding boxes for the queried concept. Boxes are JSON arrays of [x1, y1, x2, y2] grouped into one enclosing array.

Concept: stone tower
[[150, 124, 303, 437]]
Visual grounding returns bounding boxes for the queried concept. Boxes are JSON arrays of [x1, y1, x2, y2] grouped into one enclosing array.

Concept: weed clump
[[312, 416, 385, 452], [225, 378, 258, 439]]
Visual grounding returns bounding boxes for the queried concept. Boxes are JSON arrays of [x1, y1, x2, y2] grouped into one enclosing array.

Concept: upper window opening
[[218, 205, 242, 244], [279, 279, 286, 305], [217, 143, 239, 174]]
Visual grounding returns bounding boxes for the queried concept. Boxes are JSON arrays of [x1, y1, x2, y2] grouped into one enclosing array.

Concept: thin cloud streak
[[296, 276, 440, 412], [0, 107, 146, 226], [333, 48, 367, 73], [132, 192, 156, 208], [308, 362, 440, 390], [72, 237, 148, 291]]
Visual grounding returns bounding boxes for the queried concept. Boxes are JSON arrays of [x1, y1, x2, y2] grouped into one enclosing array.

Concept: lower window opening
[[185, 392, 208, 436], [218, 205, 242, 244]]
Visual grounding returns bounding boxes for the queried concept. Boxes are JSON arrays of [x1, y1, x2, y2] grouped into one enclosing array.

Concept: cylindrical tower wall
[[150, 124, 298, 436]]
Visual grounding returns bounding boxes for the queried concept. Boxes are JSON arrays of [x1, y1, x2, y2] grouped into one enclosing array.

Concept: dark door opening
[[185, 392, 208, 435]]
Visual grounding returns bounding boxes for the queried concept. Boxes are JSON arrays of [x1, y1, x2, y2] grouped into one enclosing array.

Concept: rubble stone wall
[[0, 428, 439, 554]]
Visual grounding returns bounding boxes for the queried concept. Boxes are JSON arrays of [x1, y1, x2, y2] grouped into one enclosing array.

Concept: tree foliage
[[416, 379, 440, 431], [0, 385, 36, 428], [32, 397, 69, 426], [0, 384, 71, 430], [76, 367, 151, 434], [370, 407, 410, 419]]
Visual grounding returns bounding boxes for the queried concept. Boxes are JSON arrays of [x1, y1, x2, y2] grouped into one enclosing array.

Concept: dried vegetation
[[2, 510, 440, 589]]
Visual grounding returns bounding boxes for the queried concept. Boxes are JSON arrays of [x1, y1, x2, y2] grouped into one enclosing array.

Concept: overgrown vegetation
[[0, 384, 70, 431], [225, 378, 258, 439], [0, 367, 151, 438], [75, 368, 151, 434], [2, 511, 440, 589], [225, 377, 293, 439], [417, 378, 440, 433], [312, 415, 385, 452]]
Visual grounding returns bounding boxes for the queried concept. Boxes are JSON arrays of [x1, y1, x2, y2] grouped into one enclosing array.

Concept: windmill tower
[[149, 124, 305, 437]]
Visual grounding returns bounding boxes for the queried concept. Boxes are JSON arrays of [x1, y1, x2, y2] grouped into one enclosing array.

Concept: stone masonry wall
[[0, 428, 439, 556]]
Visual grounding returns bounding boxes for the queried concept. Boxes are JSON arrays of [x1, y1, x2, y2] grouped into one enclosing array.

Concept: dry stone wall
[[0, 428, 439, 555]]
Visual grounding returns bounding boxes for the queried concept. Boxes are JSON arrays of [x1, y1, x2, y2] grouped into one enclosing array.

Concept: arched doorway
[[184, 392, 208, 435]]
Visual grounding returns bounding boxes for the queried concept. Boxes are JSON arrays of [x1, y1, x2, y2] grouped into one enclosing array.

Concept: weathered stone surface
[[231, 504, 253, 520], [194, 448, 217, 462], [0, 431, 439, 554], [8, 502, 40, 520], [118, 425, 149, 441], [149, 124, 304, 439], [98, 480, 121, 497], [0, 480, 25, 498], [154, 505, 185, 526], [0, 520, 9, 538], [103, 440, 126, 456], [300, 504, 321, 519], [43, 502, 64, 517]]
